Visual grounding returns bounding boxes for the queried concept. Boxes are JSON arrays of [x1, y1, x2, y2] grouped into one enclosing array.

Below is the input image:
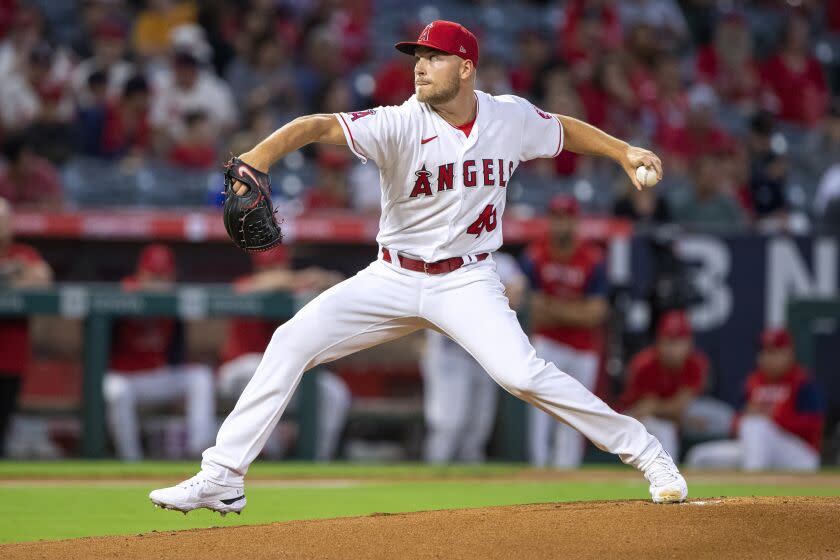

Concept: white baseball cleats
[[643, 449, 688, 504], [149, 473, 246, 516]]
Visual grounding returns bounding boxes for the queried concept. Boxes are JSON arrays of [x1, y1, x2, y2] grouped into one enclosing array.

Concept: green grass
[[1, 462, 839, 544]]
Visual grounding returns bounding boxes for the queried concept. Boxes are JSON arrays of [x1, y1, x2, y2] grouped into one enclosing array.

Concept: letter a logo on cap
[[419, 23, 432, 41]]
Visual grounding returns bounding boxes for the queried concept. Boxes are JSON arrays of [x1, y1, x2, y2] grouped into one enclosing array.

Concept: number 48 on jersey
[[467, 204, 497, 236]]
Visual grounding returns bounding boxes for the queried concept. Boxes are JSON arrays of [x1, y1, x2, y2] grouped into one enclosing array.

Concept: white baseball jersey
[[335, 90, 564, 261]]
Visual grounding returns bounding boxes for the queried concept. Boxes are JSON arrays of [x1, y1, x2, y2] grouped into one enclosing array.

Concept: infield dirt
[[4, 496, 839, 559]]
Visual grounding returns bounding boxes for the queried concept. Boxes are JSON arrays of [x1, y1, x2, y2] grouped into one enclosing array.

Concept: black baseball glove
[[222, 157, 283, 252]]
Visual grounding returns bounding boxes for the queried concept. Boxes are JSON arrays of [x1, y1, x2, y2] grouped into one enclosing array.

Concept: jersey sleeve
[[334, 106, 405, 168], [504, 95, 564, 162]]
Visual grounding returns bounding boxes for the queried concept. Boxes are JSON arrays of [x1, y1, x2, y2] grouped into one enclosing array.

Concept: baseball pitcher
[[150, 20, 688, 515]]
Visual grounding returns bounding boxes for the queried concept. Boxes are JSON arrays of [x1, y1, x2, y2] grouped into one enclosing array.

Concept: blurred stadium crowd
[[0, 0, 838, 469], [0, 0, 839, 229]]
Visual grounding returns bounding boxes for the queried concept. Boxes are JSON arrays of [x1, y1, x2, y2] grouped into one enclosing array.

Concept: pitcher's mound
[[5, 496, 840, 559]]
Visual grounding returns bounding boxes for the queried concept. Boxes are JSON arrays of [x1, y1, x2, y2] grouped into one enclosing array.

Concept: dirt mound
[[4, 496, 839, 559]]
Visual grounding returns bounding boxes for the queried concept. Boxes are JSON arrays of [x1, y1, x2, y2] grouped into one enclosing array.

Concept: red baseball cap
[[760, 328, 793, 350], [137, 244, 176, 276], [395, 20, 479, 67], [657, 310, 692, 339], [548, 195, 579, 217]]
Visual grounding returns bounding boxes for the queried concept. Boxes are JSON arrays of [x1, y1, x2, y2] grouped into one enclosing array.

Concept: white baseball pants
[[685, 415, 819, 472], [528, 336, 599, 468], [422, 330, 499, 463], [103, 364, 216, 461], [218, 353, 351, 461], [201, 257, 661, 485]]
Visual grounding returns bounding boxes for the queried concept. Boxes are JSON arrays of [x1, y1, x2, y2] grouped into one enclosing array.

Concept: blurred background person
[[619, 310, 734, 459], [217, 246, 348, 461], [422, 252, 527, 465], [103, 244, 214, 461], [0, 134, 63, 211], [687, 329, 824, 472], [522, 196, 608, 468], [0, 198, 52, 457]]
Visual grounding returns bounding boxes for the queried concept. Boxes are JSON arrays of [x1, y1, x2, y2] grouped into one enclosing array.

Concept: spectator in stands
[[670, 152, 746, 230], [77, 71, 111, 155], [228, 104, 279, 161], [77, 73, 152, 163], [372, 57, 415, 107], [623, 23, 661, 109], [132, 0, 197, 60], [761, 12, 828, 127], [686, 329, 824, 472], [620, 310, 734, 459], [656, 83, 732, 174], [72, 20, 134, 107], [532, 62, 584, 177], [0, 198, 53, 457], [303, 148, 352, 210], [104, 244, 215, 461], [613, 179, 672, 226], [24, 81, 77, 166], [744, 111, 800, 232], [0, 7, 45, 79], [0, 134, 63, 210], [150, 45, 237, 151], [475, 56, 513, 97], [224, 33, 299, 116], [694, 13, 761, 113], [0, 43, 62, 132], [218, 246, 348, 460], [70, 0, 129, 60], [560, 0, 623, 82], [510, 29, 551, 96], [522, 196, 608, 468], [297, 26, 344, 110], [168, 110, 217, 170], [101, 74, 152, 162], [576, 53, 639, 137]]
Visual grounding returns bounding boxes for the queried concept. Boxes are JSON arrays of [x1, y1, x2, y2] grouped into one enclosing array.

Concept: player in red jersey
[[521, 195, 608, 467], [104, 244, 215, 461], [0, 198, 52, 456], [686, 328, 824, 471], [218, 246, 348, 460], [620, 310, 733, 459]]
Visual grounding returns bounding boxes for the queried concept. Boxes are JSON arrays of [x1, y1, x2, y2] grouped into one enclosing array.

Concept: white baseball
[[635, 165, 659, 188]]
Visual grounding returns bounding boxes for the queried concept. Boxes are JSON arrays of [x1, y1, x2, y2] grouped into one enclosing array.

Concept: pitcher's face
[[414, 47, 463, 105]]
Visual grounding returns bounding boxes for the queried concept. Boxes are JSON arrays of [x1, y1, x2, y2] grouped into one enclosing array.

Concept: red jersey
[[760, 54, 828, 126], [109, 277, 178, 373], [220, 318, 277, 364], [524, 241, 606, 351], [0, 243, 44, 376], [619, 346, 708, 410], [742, 365, 824, 450], [219, 275, 281, 364], [695, 45, 761, 104]]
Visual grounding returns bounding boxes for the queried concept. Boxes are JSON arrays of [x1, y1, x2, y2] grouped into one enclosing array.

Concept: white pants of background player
[[637, 397, 735, 459], [528, 336, 599, 468], [685, 415, 819, 472], [103, 364, 215, 461], [201, 256, 663, 486], [217, 353, 350, 461], [422, 330, 498, 463]]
